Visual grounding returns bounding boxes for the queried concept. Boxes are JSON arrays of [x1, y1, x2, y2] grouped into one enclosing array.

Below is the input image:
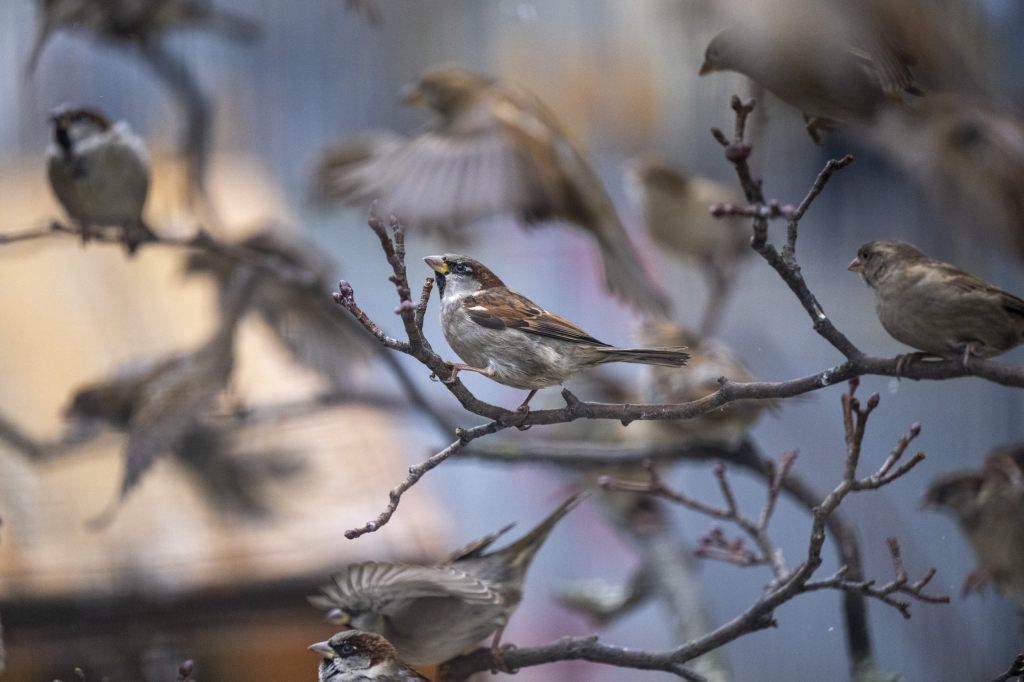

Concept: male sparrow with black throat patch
[[309, 631, 427, 682], [423, 254, 689, 412]]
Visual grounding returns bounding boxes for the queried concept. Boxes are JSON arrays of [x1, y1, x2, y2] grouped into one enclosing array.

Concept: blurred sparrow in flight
[[923, 444, 1024, 605], [29, 0, 259, 72], [311, 494, 583, 666], [309, 631, 427, 682], [316, 65, 670, 314], [47, 106, 154, 255], [423, 254, 688, 412], [849, 240, 1024, 366]]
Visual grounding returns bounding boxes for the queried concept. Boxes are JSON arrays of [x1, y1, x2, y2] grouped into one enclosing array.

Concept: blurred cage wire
[[0, 1, 1021, 681]]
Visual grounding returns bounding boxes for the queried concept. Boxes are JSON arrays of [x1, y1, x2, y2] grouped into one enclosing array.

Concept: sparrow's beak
[[423, 255, 448, 275], [401, 83, 425, 107], [698, 60, 713, 76], [308, 641, 336, 660], [847, 257, 864, 273]]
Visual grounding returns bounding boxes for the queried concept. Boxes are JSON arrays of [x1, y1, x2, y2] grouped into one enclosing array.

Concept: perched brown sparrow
[[636, 321, 767, 446], [311, 494, 583, 665], [923, 444, 1024, 606], [849, 240, 1024, 364], [184, 230, 373, 391], [29, 0, 259, 72], [423, 254, 688, 411], [310, 631, 428, 682], [47, 106, 154, 254], [67, 268, 255, 527], [699, 1, 923, 142], [316, 65, 670, 314]]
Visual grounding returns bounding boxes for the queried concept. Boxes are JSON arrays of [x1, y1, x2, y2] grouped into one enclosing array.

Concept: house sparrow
[[311, 493, 583, 665], [29, 0, 259, 72], [699, 1, 923, 142], [849, 240, 1024, 364], [423, 254, 688, 412], [47, 106, 155, 254], [309, 631, 428, 682], [184, 230, 373, 391], [923, 444, 1024, 606], [69, 268, 255, 527], [636, 321, 767, 446], [315, 65, 670, 314]]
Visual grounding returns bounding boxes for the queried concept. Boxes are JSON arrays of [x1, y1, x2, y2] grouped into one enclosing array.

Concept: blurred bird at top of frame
[[849, 240, 1024, 366], [28, 0, 260, 72], [699, 0, 926, 142], [310, 493, 584, 666], [923, 444, 1024, 606], [47, 106, 155, 255], [309, 631, 428, 682], [65, 267, 256, 528], [184, 229, 374, 391], [635, 321, 768, 447], [422, 254, 689, 413], [314, 64, 672, 315]]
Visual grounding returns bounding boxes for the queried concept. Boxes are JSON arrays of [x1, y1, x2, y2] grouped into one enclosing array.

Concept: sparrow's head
[[848, 240, 927, 288], [309, 630, 400, 681], [48, 105, 111, 154], [921, 472, 982, 520], [423, 254, 504, 298], [700, 30, 744, 76], [403, 66, 494, 119]]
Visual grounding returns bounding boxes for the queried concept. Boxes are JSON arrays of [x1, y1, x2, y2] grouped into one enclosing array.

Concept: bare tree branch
[[987, 654, 1024, 682]]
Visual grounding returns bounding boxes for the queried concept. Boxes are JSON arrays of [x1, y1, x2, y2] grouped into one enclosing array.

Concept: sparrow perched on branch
[[47, 106, 154, 255], [423, 254, 688, 412], [309, 631, 428, 682], [315, 65, 670, 314], [28, 0, 260, 72], [67, 268, 255, 527], [184, 230, 373, 391], [923, 444, 1024, 606], [311, 494, 584, 666], [637, 321, 767, 446], [699, 1, 924, 142], [849, 240, 1024, 364]]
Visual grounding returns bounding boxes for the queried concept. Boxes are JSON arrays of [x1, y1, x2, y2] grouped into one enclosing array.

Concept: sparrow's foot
[[489, 628, 516, 674], [894, 352, 936, 379], [514, 389, 538, 431], [958, 343, 981, 369], [961, 568, 990, 596], [440, 363, 489, 384], [77, 223, 97, 247]]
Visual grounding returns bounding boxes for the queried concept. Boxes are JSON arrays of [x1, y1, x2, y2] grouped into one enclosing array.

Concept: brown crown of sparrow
[[47, 106, 154, 254], [849, 239, 1024, 364], [309, 630, 428, 682], [314, 64, 670, 314], [423, 254, 688, 412], [923, 444, 1024, 606], [310, 493, 583, 666]]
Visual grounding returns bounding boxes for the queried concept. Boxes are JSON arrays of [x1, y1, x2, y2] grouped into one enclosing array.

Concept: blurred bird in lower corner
[[184, 229, 374, 393], [636, 321, 769, 447], [923, 444, 1024, 606], [314, 65, 671, 315], [28, 0, 260, 73], [310, 631, 428, 682], [310, 493, 585, 666], [624, 158, 748, 333], [64, 267, 256, 528], [47, 106, 154, 255]]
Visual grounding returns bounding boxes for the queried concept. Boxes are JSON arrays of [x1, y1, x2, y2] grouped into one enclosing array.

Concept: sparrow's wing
[[312, 562, 502, 613], [447, 523, 516, 562], [462, 289, 610, 346], [924, 260, 1024, 317]]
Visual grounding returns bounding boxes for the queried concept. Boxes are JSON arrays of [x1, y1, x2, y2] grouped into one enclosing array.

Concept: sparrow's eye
[[453, 263, 471, 275], [338, 642, 357, 657]]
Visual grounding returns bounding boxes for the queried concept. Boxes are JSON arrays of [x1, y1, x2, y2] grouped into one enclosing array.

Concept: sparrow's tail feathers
[[494, 493, 586, 570], [597, 346, 690, 368], [595, 224, 672, 316]]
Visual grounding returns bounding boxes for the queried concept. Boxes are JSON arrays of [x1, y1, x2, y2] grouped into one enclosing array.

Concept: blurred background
[[1, 0, 1023, 680]]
